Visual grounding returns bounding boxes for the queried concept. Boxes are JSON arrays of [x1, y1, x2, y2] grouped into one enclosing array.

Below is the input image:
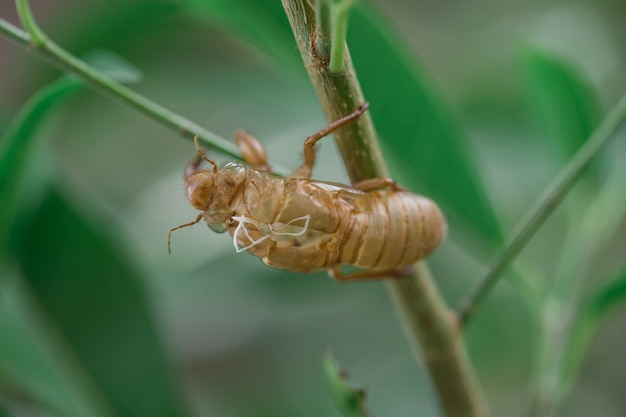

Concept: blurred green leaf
[[562, 265, 626, 392], [524, 47, 601, 182], [0, 76, 83, 263], [322, 350, 370, 417], [581, 158, 626, 251], [83, 49, 143, 84], [15, 187, 187, 417], [0, 274, 112, 417], [348, 7, 503, 249], [590, 267, 626, 316], [1, 52, 147, 264], [183, 0, 300, 71], [6, 1, 184, 93]]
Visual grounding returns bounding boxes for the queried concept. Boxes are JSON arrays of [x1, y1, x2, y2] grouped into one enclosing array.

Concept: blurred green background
[[1, 1, 625, 416]]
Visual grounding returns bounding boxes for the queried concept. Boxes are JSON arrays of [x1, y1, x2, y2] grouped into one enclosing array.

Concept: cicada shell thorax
[[224, 175, 360, 260]]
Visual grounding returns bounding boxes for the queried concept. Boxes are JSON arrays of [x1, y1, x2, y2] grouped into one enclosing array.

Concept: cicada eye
[[186, 173, 214, 210]]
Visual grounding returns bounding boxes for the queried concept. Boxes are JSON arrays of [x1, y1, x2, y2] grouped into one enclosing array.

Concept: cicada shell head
[[185, 171, 215, 211]]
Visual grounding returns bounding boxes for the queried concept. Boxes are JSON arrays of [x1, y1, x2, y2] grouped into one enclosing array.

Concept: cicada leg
[[184, 153, 203, 179], [328, 265, 414, 282], [168, 213, 204, 254], [235, 129, 270, 172], [290, 102, 370, 179], [352, 177, 404, 192], [265, 246, 331, 273], [186, 135, 218, 178]]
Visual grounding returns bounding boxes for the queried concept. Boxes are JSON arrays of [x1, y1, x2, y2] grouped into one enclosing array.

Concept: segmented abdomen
[[339, 191, 446, 270]]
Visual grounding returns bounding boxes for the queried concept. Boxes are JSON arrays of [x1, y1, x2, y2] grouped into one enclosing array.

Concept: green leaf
[[591, 267, 626, 316], [182, 0, 300, 71], [14, 187, 187, 417], [322, 350, 370, 417], [348, 7, 503, 249], [317, 0, 360, 73], [562, 265, 626, 393], [46, 1, 184, 63], [524, 47, 602, 182], [0, 274, 113, 417], [0, 76, 84, 263], [83, 49, 143, 84]]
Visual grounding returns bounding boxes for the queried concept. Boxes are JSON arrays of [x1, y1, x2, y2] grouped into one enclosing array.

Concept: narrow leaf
[[591, 267, 626, 316], [0, 274, 113, 417], [1, 55, 142, 263], [562, 266, 626, 392], [0, 76, 83, 262], [323, 350, 370, 417], [15, 187, 187, 417], [524, 47, 602, 182], [183, 0, 300, 71], [83, 49, 143, 84]]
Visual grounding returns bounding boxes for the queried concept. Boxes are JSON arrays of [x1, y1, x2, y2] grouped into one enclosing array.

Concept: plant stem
[[387, 263, 488, 417], [314, 0, 332, 61], [458, 91, 626, 325], [0, 15, 29, 44], [281, 1, 487, 416], [2, 9, 289, 177], [314, 0, 357, 73], [328, 1, 357, 73], [15, 0, 46, 46]]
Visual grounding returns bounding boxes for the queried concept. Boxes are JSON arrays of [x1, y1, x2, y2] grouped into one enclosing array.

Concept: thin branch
[[328, 0, 358, 73], [281, 2, 487, 416], [386, 263, 488, 417], [2, 6, 290, 177], [314, 0, 358, 73], [314, 0, 331, 61], [15, 0, 46, 46], [0, 15, 29, 44], [458, 92, 626, 325]]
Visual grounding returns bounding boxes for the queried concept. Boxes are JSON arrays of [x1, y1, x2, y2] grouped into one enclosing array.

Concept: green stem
[[315, 0, 332, 61], [386, 264, 488, 417], [15, 0, 46, 46], [281, 2, 487, 416], [2, 6, 289, 177], [458, 91, 626, 324], [314, 0, 357, 73], [0, 14, 29, 44], [328, 1, 356, 73]]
